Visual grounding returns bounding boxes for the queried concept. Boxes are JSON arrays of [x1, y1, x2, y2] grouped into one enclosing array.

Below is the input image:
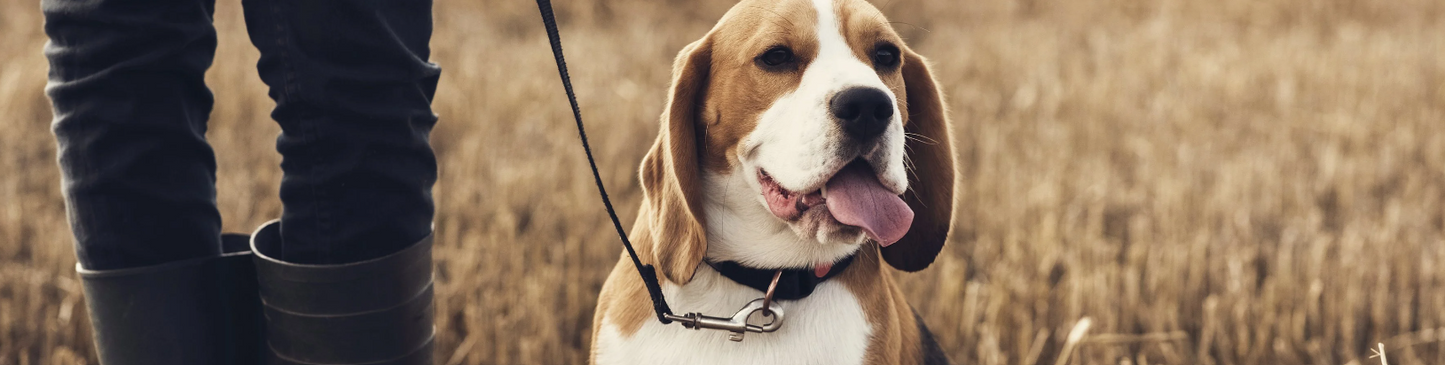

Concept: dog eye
[[873, 44, 900, 69], [757, 47, 796, 68]]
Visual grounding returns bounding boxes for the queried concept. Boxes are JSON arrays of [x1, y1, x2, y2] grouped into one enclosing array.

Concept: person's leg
[[44, 0, 262, 363], [45, 0, 224, 271], [241, 1, 440, 364], [242, 0, 441, 265]]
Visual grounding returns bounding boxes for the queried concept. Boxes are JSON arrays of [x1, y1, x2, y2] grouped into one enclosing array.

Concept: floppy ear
[[638, 38, 712, 284], [882, 48, 956, 272]]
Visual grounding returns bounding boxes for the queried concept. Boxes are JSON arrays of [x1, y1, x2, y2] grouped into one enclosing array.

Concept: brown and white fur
[[591, 0, 956, 364]]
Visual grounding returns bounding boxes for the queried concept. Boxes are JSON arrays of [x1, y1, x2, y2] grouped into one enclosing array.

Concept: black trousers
[[44, 0, 441, 270]]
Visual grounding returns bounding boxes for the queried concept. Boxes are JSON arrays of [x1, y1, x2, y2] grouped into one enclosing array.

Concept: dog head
[[639, 0, 956, 284]]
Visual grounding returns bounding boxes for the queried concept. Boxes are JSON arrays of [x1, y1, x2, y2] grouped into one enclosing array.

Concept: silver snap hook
[[662, 298, 785, 342]]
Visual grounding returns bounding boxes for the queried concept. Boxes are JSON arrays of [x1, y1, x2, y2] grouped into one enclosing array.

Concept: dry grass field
[[2, 0, 1444, 364]]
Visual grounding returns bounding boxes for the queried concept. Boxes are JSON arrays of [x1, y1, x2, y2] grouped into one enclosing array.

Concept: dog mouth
[[758, 160, 914, 246]]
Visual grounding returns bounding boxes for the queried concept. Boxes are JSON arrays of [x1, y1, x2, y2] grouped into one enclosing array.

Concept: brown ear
[[882, 49, 956, 272], [638, 38, 712, 284]]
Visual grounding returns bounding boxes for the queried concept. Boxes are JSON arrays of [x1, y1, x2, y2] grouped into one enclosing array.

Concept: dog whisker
[[747, 6, 797, 30], [904, 132, 938, 145], [888, 21, 930, 34]]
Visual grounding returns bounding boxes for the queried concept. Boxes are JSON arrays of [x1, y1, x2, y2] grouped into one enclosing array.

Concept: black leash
[[535, 1, 789, 340], [533, 0, 675, 325]]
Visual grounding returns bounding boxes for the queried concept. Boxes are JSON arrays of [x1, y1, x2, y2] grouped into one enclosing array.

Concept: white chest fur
[[594, 266, 872, 365]]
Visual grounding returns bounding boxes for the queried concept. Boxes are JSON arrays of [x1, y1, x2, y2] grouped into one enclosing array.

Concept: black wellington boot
[[78, 233, 263, 365], [249, 220, 436, 365]]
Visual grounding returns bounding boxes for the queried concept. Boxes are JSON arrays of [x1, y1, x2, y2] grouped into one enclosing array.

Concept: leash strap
[[534, 0, 675, 324]]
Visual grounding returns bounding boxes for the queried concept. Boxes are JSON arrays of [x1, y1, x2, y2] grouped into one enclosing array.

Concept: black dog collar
[[704, 255, 856, 301]]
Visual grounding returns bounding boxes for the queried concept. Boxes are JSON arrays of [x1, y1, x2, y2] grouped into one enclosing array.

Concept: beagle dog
[[591, 0, 955, 364]]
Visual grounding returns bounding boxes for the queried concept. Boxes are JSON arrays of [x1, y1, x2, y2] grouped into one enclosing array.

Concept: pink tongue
[[825, 163, 914, 246]]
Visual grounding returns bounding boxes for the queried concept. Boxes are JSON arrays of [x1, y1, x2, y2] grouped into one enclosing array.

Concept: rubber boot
[[249, 220, 435, 365], [78, 233, 263, 365]]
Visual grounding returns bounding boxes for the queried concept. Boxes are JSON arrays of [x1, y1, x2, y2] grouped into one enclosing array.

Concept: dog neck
[[699, 171, 863, 269]]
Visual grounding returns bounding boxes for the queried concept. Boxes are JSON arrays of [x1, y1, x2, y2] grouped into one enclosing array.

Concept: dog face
[[639, 0, 956, 283]]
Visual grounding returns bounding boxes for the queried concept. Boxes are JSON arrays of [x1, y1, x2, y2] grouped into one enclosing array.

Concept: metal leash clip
[[662, 271, 785, 341]]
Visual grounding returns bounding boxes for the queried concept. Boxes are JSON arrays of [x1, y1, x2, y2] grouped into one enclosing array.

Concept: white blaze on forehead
[[810, 0, 848, 61], [805, 0, 886, 92]]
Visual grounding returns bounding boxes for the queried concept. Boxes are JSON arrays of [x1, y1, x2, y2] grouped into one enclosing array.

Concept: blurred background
[[2, 0, 1443, 364]]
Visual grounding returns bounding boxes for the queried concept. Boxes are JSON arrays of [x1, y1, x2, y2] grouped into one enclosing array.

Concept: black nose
[[830, 87, 894, 140]]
